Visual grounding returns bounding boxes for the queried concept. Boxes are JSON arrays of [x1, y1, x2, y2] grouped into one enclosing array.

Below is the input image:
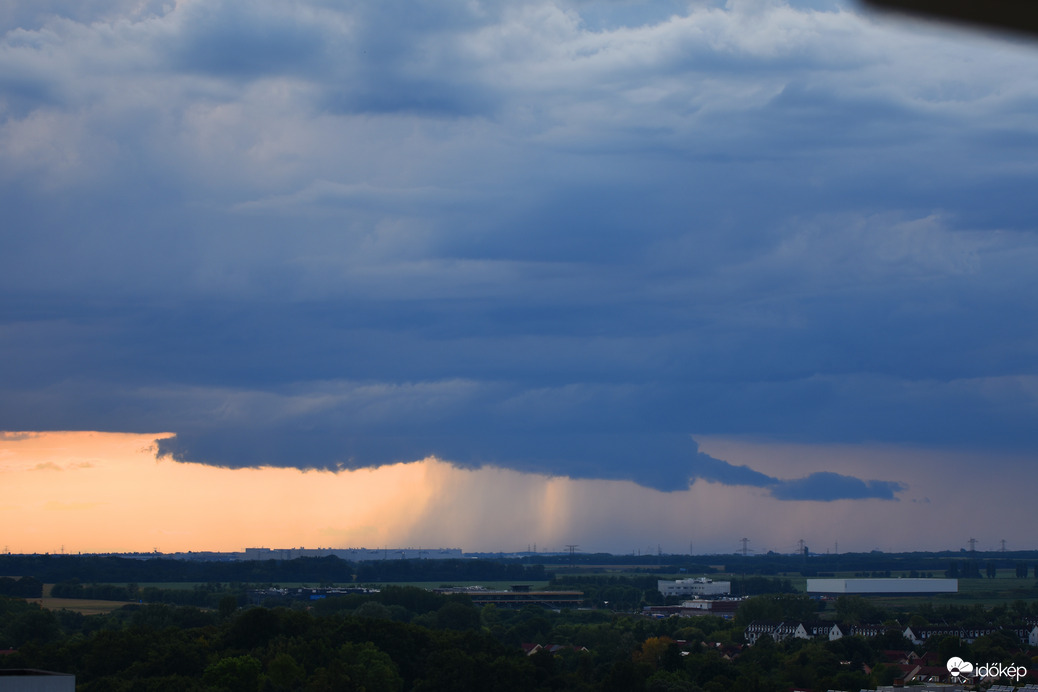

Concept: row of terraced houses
[[744, 621, 1038, 647]]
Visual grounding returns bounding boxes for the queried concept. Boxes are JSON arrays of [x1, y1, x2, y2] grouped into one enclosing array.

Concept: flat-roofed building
[[806, 578, 957, 595], [644, 597, 742, 619], [0, 670, 75, 692], [657, 578, 731, 598]]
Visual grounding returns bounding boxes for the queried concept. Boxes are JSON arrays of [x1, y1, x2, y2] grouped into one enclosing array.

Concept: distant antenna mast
[[740, 538, 750, 556], [796, 539, 805, 555]]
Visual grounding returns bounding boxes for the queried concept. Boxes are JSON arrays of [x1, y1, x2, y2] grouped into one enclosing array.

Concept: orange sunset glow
[[0, 431, 446, 554], [5, 430, 663, 554], [4, 431, 1031, 555]]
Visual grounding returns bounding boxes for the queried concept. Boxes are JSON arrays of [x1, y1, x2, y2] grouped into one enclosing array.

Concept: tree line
[[6, 588, 1038, 691], [0, 555, 551, 586]]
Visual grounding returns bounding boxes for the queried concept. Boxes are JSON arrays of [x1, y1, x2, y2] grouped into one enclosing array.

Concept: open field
[[25, 584, 132, 614], [28, 597, 134, 615], [22, 580, 555, 614], [542, 564, 671, 571], [356, 580, 552, 590], [78, 579, 553, 590]]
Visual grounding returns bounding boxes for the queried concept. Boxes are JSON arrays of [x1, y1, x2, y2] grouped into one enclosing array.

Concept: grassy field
[[24, 580, 555, 614], [29, 596, 133, 615], [113, 580, 555, 590], [25, 568, 1038, 614], [356, 580, 552, 590], [26, 583, 131, 614]]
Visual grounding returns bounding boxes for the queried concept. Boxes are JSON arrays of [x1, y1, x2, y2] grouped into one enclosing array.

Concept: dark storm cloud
[[688, 442, 904, 500], [2, 0, 1038, 491], [688, 445, 775, 487], [769, 472, 904, 501]]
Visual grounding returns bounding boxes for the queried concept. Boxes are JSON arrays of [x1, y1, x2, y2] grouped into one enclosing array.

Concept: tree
[[8, 604, 61, 646], [203, 655, 262, 692], [218, 594, 237, 618], [871, 663, 900, 687], [0, 576, 43, 598], [646, 670, 696, 692], [873, 628, 913, 651], [355, 600, 392, 620], [435, 601, 480, 631], [835, 596, 887, 624], [633, 636, 676, 671], [932, 635, 971, 665]]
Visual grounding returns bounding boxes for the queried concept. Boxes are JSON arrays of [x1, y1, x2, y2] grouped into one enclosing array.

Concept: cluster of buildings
[[744, 621, 905, 645], [647, 577, 738, 618], [247, 586, 380, 604], [742, 628, 1038, 687], [743, 620, 1038, 648], [656, 577, 731, 598], [644, 598, 743, 619], [869, 650, 1024, 688], [433, 585, 584, 609], [520, 643, 590, 656], [904, 623, 1038, 647]]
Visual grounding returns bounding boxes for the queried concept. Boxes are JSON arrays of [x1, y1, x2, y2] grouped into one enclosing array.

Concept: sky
[[2, 0, 1037, 555]]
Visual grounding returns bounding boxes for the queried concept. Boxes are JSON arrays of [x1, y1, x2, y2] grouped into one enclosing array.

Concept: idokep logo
[[946, 657, 973, 679], [947, 656, 1028, 682]]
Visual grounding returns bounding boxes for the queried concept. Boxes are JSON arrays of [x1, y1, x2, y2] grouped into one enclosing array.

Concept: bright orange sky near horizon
[[2, 430, 629, 555], [2, 431, 1032, 556], [1, 431, 447, 554]]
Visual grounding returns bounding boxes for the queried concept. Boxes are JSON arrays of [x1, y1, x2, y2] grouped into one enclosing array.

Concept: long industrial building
[[806, 578, 957, 595]]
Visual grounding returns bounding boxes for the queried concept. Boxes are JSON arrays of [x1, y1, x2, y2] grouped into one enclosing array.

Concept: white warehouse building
[[806, 578, 957, 595], [658, 577, 732, 598]]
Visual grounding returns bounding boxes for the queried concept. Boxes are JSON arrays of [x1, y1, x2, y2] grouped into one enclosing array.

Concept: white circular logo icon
[[946, 657, 974, 678]]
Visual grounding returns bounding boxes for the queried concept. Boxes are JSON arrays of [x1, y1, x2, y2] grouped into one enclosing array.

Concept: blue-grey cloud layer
[[2, 0, 1037, 491], [688, 443, 903, 500]]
